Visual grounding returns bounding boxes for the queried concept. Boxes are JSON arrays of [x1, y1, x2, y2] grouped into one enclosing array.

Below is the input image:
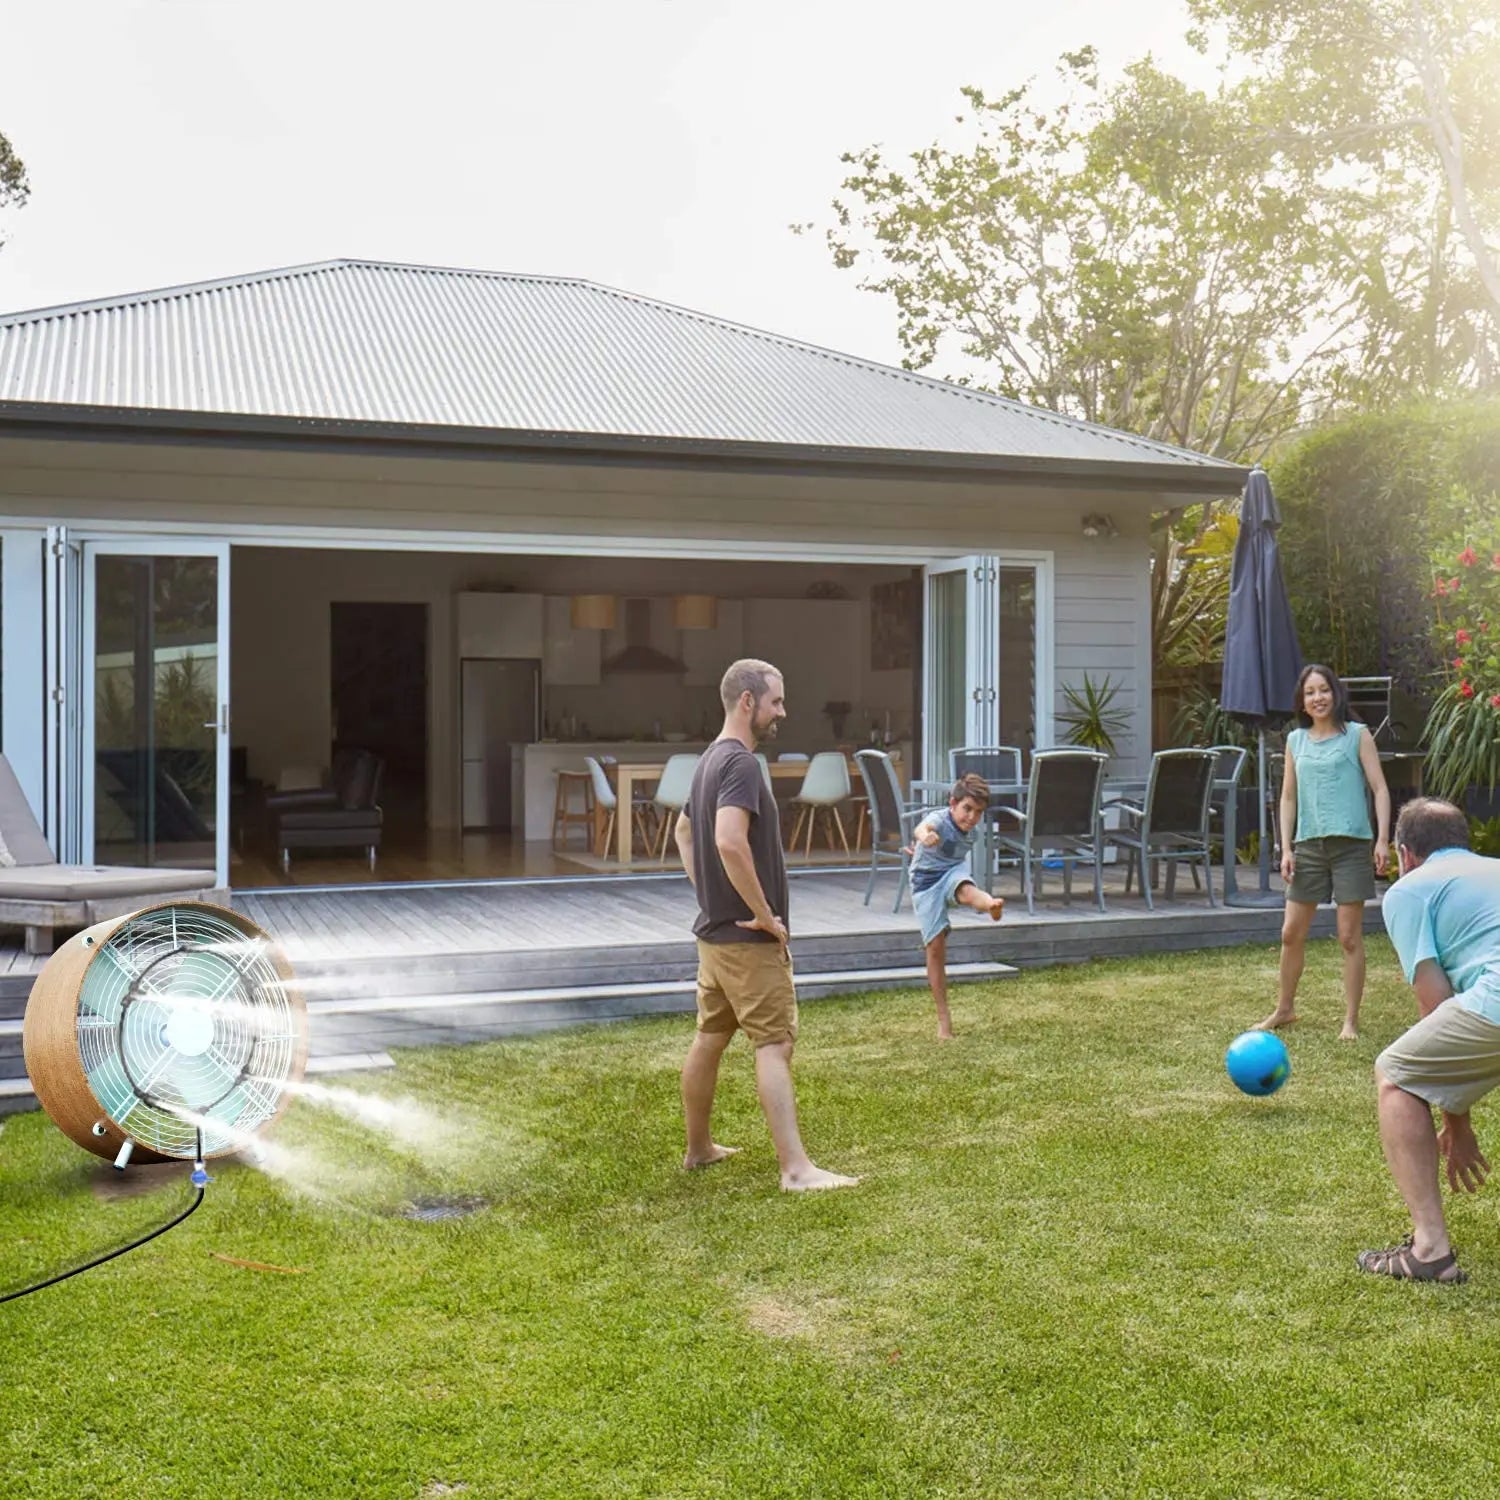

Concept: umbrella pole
[[1258, 729, 1270, 892], [1226, 727, 1285, 907]]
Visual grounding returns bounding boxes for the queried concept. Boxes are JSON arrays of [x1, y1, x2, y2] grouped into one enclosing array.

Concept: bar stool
[[552, 768, 594, 850]]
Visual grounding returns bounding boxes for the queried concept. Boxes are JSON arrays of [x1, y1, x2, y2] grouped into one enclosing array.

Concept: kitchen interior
[[229, 546, 920, 886]]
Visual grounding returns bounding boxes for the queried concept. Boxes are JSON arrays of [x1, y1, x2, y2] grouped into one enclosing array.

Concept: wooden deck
[[1, 862, 1377, 1112]]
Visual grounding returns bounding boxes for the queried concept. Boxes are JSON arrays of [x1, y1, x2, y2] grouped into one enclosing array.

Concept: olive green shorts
[[1287, 836, 1376, 906]]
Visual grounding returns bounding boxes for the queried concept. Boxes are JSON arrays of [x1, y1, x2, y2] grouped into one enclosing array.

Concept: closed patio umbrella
[[1220, 467, 1303, 904]]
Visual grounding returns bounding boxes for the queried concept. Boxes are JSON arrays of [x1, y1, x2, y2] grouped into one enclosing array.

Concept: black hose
[[1, 1130, 207, 1306]]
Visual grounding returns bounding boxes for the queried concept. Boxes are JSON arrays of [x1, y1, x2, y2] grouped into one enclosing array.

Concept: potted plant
[[1058, 673, 1128, 757], [1422, 545, 1500, 801]]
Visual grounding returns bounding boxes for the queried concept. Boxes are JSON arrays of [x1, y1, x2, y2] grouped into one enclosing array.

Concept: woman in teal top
[[1258, 663, 1391, 1040]]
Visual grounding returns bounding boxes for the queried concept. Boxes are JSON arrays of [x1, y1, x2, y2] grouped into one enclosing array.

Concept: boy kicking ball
[[909, 772, 1005, 1039]]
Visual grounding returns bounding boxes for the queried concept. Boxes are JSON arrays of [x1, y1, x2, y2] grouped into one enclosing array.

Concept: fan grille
[[77, 906, 301, 1157]]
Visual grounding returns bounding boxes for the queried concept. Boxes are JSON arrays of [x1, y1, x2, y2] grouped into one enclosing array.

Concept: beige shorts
[[1377, 1000, 1500, 1115], [695, 939, 797, 1047]]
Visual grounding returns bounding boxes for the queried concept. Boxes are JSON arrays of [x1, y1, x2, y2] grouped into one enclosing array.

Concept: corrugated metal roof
[[0, 258, 1238, 473]]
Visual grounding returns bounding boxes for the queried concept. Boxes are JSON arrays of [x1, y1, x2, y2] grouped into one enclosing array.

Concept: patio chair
[[1105, 749, 1217, 911], [854, 749, 923, 910], [948, 746, 1023, 789], [651, 754, 701, 860], [787, 751, 852, 856], [992, 749, 1109, 916], [0, 753, 217, 955], [753, 753, 774, 793]]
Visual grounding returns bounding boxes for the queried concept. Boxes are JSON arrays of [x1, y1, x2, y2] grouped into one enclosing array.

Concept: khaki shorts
[[695, 939, 797, 1047], [1377, 1000, 1500, 1115], [1287, 836, 1376, 906]]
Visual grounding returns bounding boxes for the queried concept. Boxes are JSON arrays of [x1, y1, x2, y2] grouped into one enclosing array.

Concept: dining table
[[608, 756, 872, 866]]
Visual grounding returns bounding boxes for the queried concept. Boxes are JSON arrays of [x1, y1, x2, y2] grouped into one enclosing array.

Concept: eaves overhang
[[0, 400, 1252, 500]]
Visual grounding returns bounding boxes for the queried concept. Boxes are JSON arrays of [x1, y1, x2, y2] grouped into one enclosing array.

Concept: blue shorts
[[912, 864, 978, 947]]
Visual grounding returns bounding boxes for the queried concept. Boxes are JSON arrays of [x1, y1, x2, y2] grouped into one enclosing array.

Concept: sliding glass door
[[83, 542, 230, 884]]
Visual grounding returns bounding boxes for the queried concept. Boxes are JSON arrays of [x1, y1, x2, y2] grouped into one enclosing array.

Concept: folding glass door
[[923, 555, 1049, 782]]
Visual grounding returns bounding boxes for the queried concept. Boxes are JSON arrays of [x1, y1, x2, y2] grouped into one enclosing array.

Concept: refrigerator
[[460, 658, 541, 830]]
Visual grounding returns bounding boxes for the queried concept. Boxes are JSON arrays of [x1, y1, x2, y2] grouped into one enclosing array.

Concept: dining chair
[[787, 751, 852, 856], [585, 756, 655, 859], [651, 753, 701, 860], [991, 749, 1109, 915], [854, 749, 924, 910], [1105, 748, 1217, 910]]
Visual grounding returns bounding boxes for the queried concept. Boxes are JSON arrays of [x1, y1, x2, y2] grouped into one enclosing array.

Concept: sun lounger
[[0, 755, 219, 954]]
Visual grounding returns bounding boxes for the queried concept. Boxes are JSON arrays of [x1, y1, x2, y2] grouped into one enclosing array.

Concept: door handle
[[202, 704, 229, 734]]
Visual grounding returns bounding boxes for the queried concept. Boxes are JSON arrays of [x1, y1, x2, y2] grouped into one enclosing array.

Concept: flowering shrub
[[1424, 546, 1500, 799]]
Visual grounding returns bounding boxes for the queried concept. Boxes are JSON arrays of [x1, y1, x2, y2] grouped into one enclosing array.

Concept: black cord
[[1, 1129, 207, 1307]]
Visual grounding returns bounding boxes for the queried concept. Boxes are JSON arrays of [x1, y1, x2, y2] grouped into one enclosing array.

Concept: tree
[[1187, 0, 1500, 353], [803, 52, 1388, 655], [0, 128, 28, 253]]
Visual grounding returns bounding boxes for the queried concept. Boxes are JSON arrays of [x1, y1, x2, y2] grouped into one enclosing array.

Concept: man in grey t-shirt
[[673, 658, 858, 1192]]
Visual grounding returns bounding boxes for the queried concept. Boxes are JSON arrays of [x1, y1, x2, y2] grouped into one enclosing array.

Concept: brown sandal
[[1356, 1243, 1467, 1284]]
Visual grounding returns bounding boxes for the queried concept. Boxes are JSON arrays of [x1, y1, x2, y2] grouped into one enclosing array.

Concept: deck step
[[307, 959, 1015, 1016]]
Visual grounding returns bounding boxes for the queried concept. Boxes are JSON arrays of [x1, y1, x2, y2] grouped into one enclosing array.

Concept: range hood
[[601, 597, 686, 675]]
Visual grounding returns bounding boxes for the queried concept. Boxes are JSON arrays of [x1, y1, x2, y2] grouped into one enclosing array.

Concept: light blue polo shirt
[[1381, 848, 1500, 1024]]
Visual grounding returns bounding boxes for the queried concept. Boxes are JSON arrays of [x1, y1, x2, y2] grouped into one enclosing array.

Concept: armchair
[[264, 747, 385, 872]]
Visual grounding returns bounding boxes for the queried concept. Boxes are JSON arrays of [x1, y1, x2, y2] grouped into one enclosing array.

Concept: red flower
[[1453, 577, 1463, 590], [1460, 547, 1478, 566], [1489, 695, 1500, 709], [1455, 658, 1467, 670], [1461, 680, 1476, 698], [1457, 628, 1473, 645], [1491, 553, 1500, 570], [1434, 577, 1450, 596]]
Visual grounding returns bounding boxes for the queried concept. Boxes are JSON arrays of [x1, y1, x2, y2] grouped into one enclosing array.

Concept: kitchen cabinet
[[681, 599, 744, 686], [543, 595, 602, 685], [456, 592, 543, 659]]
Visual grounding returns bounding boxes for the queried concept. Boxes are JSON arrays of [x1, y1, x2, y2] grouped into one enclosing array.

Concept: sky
[[0, 0, 1207, 370]]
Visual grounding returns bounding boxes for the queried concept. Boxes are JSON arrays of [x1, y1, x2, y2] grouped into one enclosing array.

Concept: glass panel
[[93, 555, 218, 869], [998, 566, 1037, 768], [928, 569, 967, 778]]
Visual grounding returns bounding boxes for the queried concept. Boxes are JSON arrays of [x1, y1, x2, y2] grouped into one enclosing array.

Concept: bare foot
[[1339, 1024, 1359, 1042], [780, 1165, 861, 1192], [937, 1027, 954, 1042], [988, 895, 1005, 922], [1255, 1010, 1298, 1031], [683, 1144, 740, 1170]]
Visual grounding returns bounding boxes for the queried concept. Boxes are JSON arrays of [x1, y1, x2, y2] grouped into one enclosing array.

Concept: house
[[0, 259, 1247, 888]]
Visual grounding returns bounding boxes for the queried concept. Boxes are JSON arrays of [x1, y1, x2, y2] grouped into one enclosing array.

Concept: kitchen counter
[[520, 740, 713, 842]]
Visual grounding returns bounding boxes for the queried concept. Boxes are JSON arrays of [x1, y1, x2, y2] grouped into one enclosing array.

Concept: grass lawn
[[4, 936, 1500, 1499]]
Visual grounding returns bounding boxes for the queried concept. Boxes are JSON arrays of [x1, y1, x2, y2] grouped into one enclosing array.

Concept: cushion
[[0, 865, 214, 902]]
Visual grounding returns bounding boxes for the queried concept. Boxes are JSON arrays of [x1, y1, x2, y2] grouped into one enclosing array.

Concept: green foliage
[[1170, 685, 1254, 748], [1421, 544, 1500, 798], [1186, 0, 1500, 355], [1468, 815, 1500, 856], [1274, 396, 1500, 696], [7, 947, 1500, 1497], [1059, 672, 1129, 755], [0, 127, 27, 253]]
